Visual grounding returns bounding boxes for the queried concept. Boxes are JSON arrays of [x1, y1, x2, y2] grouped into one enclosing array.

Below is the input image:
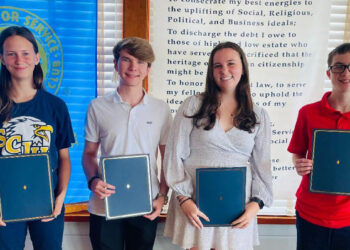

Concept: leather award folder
[[0, 154, 54, 223], [310, 129, 350, 196], [196, 167, 246, 227], [101, 154, 153, 220]]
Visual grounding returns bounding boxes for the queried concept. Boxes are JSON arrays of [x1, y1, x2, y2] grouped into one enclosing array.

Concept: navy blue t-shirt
[[0, 89, 75, 191]]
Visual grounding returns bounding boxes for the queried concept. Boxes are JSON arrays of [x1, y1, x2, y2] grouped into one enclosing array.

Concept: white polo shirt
[[84, 90, 172, 216]]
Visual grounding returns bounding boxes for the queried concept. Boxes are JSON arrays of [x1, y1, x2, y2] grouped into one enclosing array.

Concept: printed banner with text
[[150, 0, 331, 215]]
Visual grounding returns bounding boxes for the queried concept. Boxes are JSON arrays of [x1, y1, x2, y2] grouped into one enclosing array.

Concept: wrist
[[88, 175, 100, 190], [250, 197, 264, 209], [156, 192, 168, 205], [179, 197, 192, 207]]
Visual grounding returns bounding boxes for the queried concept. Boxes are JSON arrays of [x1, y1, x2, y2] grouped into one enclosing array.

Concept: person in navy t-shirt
[[0, 26, 75, 250]]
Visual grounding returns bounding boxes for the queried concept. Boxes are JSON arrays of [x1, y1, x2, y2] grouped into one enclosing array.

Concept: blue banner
[[0, 0, 97, 203]]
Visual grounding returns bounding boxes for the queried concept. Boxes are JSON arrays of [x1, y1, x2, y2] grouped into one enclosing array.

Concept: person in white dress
[[163, 41, 273, 250]]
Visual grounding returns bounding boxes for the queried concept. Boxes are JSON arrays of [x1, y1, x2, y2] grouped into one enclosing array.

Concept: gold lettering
[[1, 10, 10, 21], [41, 147, 49, 153], [47, 39, 56, 47], [31, 147, 39, 154], [22, 141, 31, 154], [12, 11, 19, 22], [42, 29, 52, 41], [49, 77, 58, 82], [0, 11, 20, 22], [35, 23, 45, 34], [29, 18, 38, 29], [47, 81, 56, 89], [23, 15, 31, 26], [0, 129, 5, 148], [49, 46, 59, 53], [6, 136, 21, 154], [51, 68, 60, 76], [52, 61, 61, 67]]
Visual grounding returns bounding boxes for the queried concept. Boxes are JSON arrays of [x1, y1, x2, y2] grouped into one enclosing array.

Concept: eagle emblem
[[0, 116, 53, 155]]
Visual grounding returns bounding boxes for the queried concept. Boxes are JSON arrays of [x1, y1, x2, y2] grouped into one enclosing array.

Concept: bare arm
[[292, 153, 313, 176], [231, 202, 260, 229], [42, 147, 71, 222], [82, 140, 115, 199], [177, 195, 209, 229], [82, 140, 99, 181], [158, 145, 169, 196], [144, 145, 169, 221]]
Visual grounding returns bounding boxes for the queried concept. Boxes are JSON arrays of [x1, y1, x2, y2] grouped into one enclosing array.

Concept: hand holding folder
[[0, 154, 54, 223], [196, 167, 246, 227], [310, 129, 350, 195], [101, 154, 153, 220], [178, 196, 209, 229], [294, 157, 313, 176], [0, 219, 6, 227], [90, 178, 116, 200], [231, 201, 260, 228]]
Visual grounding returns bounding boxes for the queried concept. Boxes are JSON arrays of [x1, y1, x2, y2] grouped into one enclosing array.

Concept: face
[[114, 49, 150, 87], [327, 52, 350, 93], [0, 35, 40, 82], [212, 48, 244, 94]]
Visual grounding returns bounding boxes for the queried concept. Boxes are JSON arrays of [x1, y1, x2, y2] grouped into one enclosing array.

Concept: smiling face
[[114, 49, 151, 87], [327, 52, 350, 94], [0, 35, 40, 83], [212, 48, 244, 94]]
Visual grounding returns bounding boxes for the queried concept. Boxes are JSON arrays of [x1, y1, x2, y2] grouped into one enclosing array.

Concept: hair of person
[[112, 37, 155, 67], [188, 41, 257, 132], [0, 26, 43, 123], [327, 43, 350, 66]]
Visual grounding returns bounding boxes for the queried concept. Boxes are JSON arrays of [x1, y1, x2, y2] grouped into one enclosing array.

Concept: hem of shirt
[[296, 205, 350, 229]]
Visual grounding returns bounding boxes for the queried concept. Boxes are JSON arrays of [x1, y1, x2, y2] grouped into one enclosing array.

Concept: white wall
[[24, 222, 296, 250]]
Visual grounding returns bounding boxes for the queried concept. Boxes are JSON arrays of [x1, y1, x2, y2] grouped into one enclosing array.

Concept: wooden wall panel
[[123, 0, 150, 89]]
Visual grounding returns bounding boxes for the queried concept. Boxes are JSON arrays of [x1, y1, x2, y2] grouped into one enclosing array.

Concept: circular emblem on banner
[[0, 6, 64, 95]]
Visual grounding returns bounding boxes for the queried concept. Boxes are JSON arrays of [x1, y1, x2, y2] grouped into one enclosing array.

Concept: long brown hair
[[189, 42, 257, 132], [0, 26, 43, 123]]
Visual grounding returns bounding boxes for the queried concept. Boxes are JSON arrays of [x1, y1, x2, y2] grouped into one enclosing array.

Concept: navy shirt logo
[[0, 116, 53, 155]]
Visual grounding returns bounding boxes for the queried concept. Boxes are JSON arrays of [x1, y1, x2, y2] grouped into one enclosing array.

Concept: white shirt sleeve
[[84, 101, 100, 143], [249, 107, 273, 207]]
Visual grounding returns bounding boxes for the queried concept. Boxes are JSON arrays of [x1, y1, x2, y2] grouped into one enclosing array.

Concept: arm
[[158, 145, 169, 196], [163, 96, 209, 229], [288, 107, 311, 176], [144, 145, 169, 220], [42, 147, 71, 222], [0, 211, 5, 226], [233, 108, 273, 228], [177, 195, 209, 229], [293, 153, 313, 176], [164, 97, 195, 197], [82, 140, 115, 199]]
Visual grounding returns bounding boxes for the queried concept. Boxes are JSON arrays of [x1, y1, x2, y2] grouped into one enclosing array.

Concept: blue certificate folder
[[196, 167, 246, 227], [310, 129, 350, 195], [101, 154, 153, 220], [0, 154, 54, 223]]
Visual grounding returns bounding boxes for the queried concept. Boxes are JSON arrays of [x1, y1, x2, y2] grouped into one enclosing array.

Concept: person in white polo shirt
[[82, 37, 172, 250]]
